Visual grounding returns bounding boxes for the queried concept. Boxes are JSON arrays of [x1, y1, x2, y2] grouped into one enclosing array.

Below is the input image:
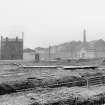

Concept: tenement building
[[0, 32, 24, 60]]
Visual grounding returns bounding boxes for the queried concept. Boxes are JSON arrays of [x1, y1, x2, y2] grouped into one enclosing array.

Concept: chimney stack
[[83, 29, 86, 43]]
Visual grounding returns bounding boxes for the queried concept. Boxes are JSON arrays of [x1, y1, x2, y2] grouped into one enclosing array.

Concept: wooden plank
[[22, 65, 58, 69], [22, 65, 98, 70], [63, 65, 98, 70]]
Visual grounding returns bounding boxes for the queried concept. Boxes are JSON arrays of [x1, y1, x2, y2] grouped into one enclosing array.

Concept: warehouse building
[[0, 32, 24, 60]]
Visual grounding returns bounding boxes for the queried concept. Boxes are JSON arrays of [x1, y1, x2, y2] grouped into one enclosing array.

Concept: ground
[[0, 59, 104, 105]]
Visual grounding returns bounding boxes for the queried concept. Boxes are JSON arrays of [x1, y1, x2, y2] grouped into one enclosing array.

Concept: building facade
[[35, 29, 105, 61], [0, 33, 23, 60], [78, 29, 96, 59], [78, 29, 105, 59]]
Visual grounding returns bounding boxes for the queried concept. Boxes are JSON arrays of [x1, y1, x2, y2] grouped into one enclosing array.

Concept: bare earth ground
[[0, 59, 104, 105], [0, 86, 105, 105]]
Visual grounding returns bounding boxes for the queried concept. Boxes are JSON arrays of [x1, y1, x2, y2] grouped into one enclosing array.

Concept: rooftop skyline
[[0, 0, 105, 48]]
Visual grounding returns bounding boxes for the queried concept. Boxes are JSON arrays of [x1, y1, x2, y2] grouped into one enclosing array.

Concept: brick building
[[78, 29, 105, 59], [0, 33, 23, 60]]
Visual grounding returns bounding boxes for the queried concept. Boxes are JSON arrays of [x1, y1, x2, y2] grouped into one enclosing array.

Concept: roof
[[1, 37, 23, 42]]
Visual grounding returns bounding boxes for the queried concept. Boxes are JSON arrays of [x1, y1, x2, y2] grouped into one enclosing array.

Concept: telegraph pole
[[22, 32, 24, 60]]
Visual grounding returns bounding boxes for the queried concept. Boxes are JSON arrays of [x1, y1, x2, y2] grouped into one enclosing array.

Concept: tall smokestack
[[83, 29, 86, 43], [22, 32, 24, 40]]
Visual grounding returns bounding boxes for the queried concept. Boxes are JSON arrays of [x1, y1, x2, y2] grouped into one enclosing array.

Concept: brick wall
[[0, 36, 23, 60]]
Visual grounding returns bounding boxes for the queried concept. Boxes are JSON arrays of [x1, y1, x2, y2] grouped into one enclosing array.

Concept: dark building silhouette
[[35, 53, 40, 62], [0, 32, 24, 60]]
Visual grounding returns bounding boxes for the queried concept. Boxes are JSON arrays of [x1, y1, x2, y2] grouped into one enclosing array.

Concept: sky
[[0, 0, 105, 48]]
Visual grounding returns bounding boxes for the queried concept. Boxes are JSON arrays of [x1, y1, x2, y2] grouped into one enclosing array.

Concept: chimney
[[1, 36, 3, 41], [22, 32, 24, 40], [83, 29, 86, 43], [16, 36, 18, 41], [6, 37, 8, 41]]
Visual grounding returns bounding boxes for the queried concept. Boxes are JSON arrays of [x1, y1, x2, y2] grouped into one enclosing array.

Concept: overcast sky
[[0, 0, 105, 48]]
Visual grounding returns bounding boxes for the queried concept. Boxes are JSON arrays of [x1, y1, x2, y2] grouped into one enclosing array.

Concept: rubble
[[29, 86, 105, 105]]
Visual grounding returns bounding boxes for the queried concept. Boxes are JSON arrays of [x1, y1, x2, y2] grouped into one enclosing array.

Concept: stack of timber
[[88, 76, 103, 86], [81, 72, 105, 86]]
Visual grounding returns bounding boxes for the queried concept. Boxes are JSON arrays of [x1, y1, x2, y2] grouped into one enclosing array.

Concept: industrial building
[[78, 29, 105, 59], [78, 29, 96, 59], [35, 29, 105, 60], [0, 32, 24, 60]]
